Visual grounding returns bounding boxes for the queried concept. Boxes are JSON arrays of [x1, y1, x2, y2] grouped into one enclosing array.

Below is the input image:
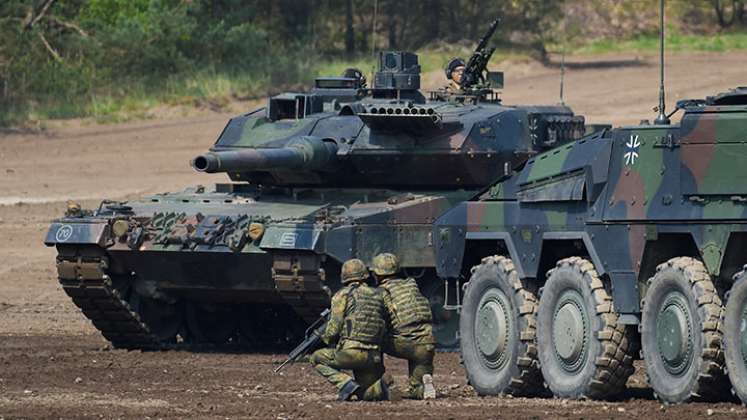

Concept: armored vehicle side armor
[[44, 49, 589, 351], [434, 87, 747, 402]]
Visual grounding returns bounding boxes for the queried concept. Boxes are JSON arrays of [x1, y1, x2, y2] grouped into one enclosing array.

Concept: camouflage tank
[[43, 46, 589, 351], [434, 87, 747, 402]]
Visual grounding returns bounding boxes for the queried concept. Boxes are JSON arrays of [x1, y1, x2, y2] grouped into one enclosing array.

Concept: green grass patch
[[577, 31, 747, 54]]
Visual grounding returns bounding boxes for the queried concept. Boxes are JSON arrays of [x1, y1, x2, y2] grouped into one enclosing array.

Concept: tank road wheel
[[128, 294, 184, 343], [185, 303, 238, 345], [537, 257, 635, 400], [460, 256, 543, 396], [641, 257, 727, 403], [724, 267, 747, 404]]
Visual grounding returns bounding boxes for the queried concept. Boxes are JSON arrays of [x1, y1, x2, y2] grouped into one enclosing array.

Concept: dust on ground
[[1, 51, 746, 418]]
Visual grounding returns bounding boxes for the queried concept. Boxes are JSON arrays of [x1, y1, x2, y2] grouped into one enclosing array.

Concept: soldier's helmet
[[372, 253, 400, 276], [342, 67, 367, 88], [341, 258, 370, 283], [445, 58, 466, 80]]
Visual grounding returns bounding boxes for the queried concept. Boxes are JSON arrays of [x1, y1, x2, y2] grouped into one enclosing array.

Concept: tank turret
[[192, 51, 586, 189]]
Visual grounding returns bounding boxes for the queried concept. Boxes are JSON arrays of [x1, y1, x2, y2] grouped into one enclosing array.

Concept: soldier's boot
[[381, 373, 402, 402], [338, 380, 360, 401], [422, 374, 436, 400]]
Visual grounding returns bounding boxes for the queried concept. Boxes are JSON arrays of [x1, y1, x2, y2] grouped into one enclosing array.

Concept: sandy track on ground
[[1, 51, 746, 418]]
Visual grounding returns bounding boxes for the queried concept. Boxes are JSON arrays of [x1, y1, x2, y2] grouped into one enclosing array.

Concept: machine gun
[[460, 18, 500, 89], [274, 308, 330, 373]]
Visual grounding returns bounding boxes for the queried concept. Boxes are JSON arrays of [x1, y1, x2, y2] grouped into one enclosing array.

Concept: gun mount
[[461, 18, 500, 90]]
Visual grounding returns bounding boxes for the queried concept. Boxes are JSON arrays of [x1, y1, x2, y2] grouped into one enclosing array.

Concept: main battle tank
[[44, 50, 589, 351], [434, 87, 747, 403]]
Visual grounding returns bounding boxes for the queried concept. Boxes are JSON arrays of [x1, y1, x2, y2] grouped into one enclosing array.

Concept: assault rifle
[[274, 308, 330, 373], [460, 18, 500, 89]]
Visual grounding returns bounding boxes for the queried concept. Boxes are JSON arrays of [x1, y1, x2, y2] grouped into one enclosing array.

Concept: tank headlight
[[112, 220, 130, 238]]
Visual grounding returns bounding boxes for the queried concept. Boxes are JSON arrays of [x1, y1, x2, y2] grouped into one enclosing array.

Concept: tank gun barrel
[[192, 136, 338, 173]]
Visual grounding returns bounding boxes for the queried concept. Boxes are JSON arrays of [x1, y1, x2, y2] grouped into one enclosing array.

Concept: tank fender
[[260, 226, 321, 251], [44, 221, 110, 247]]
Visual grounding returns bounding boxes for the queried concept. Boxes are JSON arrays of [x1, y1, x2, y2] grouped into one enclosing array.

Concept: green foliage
[[1, 0, 747, 127]]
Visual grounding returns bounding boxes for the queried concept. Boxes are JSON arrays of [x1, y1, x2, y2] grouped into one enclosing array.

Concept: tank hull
[[47, 187, 474, 349]]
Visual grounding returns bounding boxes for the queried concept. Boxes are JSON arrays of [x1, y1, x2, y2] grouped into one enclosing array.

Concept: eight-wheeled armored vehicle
[[44, 48, 588, 351], [434, 87, 747, 403]]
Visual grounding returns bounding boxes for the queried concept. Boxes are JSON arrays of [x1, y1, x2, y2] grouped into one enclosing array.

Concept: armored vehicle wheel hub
[[551, 290, 588, 373], [655, 292, 693, 375], [476, 290, 512, 369]]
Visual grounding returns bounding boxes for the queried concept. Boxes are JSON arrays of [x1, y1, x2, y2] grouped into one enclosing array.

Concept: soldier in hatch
[[372, 253, 437, 400], [309, 258, 398, 401], [342, 67, 367, 89], [444, 58, 466, 92]]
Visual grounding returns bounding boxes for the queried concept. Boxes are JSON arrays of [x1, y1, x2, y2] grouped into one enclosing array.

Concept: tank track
[[56, 252, 166, 350], [57, 249, 321, 351]]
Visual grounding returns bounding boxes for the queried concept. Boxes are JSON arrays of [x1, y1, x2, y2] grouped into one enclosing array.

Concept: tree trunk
[[386, 0, 397, 49], [712, 0, 736, 28], [431, 0, 441, 41], [345, 0, 354, 57], [447, 7, 457, 41], [468, 0, 479, 40]]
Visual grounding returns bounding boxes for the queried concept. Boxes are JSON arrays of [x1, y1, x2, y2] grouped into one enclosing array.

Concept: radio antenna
[[654, 0, 670, 125], [371, 0, 378, 58], [559, 50, 566, 105], [370, 0, 379, 89]]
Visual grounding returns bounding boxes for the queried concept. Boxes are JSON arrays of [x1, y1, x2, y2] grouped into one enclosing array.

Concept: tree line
[[0, 0, 742, 125]]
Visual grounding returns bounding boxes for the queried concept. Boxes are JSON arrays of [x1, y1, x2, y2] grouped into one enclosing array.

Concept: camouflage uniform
[[309, 259, 390, 401], [373, 253, 436, 400]]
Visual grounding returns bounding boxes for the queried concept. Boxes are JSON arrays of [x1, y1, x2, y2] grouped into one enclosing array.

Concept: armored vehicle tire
[[185, 303, 238, 345], [459, 256, 542, 396], [537, 257, 635, 400], [724, 267, 747, 404], [641, 257, 727, 403]]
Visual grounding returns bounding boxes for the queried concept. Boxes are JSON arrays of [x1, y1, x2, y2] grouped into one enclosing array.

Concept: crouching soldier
[[309, 258, 398, 401], [372, 253, 437, 400]]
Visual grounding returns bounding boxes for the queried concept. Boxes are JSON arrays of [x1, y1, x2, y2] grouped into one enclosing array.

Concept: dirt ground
[[1, 51, 747, 419]]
